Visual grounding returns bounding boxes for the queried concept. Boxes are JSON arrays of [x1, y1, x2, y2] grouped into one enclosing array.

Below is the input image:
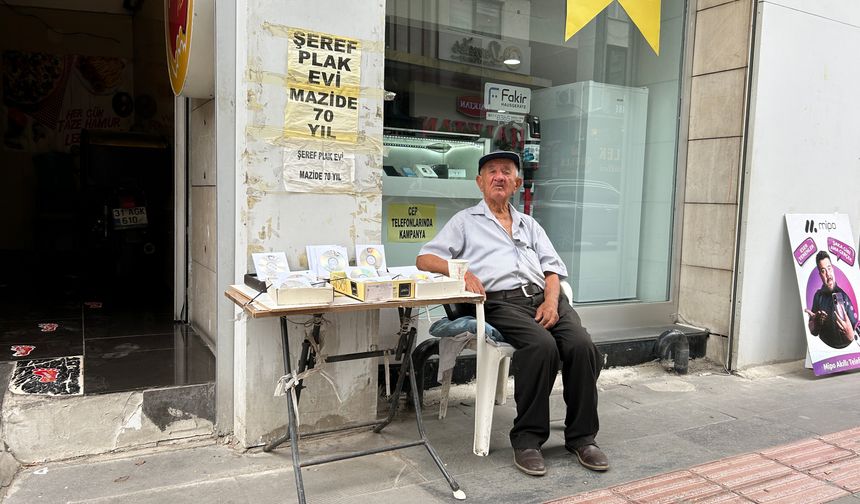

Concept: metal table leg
[[263, 307, 465, 502], [268, 316, 307, 503], [263, 315, 322, 452], [403, 329, 465, 499]]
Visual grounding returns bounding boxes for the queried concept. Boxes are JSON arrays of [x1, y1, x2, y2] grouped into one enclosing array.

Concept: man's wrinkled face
[[476, 159, 521, 202], [818, 257, 836, 293]]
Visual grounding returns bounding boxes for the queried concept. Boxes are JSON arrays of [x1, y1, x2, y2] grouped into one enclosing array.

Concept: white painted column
[[233, 0, 386, 446]]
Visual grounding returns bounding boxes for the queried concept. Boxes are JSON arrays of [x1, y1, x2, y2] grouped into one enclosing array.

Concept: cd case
[[306, 245, 349, 279], [355, 244, 387, 272], [387, 266, 465, 298], [251, 252, 290, 284]]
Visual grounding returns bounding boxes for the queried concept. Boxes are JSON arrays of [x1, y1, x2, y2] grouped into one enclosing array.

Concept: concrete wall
[[734, 1, 860, 368], [233, 0, 386, 446], [677, 0, 751, 363], [189, 99, 218, 341]]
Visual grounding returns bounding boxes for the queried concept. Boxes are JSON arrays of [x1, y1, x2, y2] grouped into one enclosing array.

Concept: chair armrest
[[560, 280, 573, 306]]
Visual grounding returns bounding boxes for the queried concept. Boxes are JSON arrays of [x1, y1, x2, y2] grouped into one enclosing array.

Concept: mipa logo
[[806, 219, 836, 233]]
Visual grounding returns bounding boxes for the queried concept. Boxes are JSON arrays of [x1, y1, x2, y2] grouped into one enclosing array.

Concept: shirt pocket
[[516, 242, 543, 274]]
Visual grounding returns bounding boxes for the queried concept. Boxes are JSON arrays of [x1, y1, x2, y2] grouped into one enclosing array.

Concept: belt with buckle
[[485, 283, 543, 301]]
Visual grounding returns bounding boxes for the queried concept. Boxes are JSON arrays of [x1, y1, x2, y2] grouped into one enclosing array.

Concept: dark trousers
[[484, 292, 601, 450]]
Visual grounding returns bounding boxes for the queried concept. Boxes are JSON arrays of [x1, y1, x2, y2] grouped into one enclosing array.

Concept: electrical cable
[[0, 0, 123, 45]]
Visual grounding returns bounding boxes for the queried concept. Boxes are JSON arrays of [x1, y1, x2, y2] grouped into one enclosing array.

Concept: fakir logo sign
[[456, 96, 485, 118], [484, 82, 530, 114]]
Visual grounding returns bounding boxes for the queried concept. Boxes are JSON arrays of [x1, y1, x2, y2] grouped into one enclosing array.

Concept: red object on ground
[[33, 368, 59, 383], [11, 345, 35, 357]]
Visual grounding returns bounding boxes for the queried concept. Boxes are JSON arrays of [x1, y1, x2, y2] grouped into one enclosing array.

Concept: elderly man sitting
[[416, 151, 607, 476]]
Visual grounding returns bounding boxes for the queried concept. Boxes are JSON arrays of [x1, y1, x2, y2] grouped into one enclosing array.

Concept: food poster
[[786, 214, 860, 376], [2, 50, 134, 152]]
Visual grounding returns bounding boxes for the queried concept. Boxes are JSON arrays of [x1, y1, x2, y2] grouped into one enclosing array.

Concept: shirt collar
[[471, 199, 524, 229]]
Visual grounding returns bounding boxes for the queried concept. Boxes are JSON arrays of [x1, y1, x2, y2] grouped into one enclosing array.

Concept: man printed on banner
[[804, 251, 860, 349]]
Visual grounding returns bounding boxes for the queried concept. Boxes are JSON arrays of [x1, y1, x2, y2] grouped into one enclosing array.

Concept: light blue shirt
[[419, 200, 568, 292]]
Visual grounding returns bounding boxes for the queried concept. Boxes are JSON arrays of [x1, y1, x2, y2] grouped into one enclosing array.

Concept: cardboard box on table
[[243, 273, 333, 306], [413, 276, 465, 298], [268, 284, 334, 306], [330, 271, 415, 302], [386, 267, 465, 298]]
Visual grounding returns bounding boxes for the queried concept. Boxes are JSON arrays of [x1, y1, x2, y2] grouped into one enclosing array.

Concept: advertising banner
[[786, 214, 860, 376], [2, 51, 133, 152]]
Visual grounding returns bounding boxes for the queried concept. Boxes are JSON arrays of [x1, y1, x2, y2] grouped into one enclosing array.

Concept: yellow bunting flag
[[619, 0, 661, 55], [564, 0, 613, 42], [565, 0, 662, 55]]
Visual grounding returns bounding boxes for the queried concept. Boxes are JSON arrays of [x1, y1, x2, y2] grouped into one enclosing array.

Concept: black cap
[[478, 151, 521, 173]]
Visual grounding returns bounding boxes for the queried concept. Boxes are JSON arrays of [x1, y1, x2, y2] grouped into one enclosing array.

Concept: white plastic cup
[[447, 259, 469, 280]]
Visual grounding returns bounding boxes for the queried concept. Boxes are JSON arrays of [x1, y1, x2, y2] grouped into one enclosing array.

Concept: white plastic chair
[[438, 281, 573, 457]]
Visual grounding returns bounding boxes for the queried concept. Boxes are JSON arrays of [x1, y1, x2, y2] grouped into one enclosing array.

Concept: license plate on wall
[[112, 207, 148, 229]]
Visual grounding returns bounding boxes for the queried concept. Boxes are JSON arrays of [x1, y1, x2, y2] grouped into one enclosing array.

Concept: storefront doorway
[[0, 0, 213, 396]]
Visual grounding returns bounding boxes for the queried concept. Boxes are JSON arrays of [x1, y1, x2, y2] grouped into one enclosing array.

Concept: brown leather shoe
[[513, 448, 546, 476], [568, 444, 609, 471]]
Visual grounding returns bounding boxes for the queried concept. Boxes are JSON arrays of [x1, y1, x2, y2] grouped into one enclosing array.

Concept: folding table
[[226, 285, 485, 503]]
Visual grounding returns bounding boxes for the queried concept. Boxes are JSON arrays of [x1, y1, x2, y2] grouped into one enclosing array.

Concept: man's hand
[[464, 271, 485, 296], [534, 300, 559, 329], [834, 303, 855, 343], [804, 308, 827, 334]]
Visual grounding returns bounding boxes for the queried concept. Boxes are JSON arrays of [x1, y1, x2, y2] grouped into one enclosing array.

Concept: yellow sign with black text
[[387, 204, 437, 243], [285, 28, 361, 143]]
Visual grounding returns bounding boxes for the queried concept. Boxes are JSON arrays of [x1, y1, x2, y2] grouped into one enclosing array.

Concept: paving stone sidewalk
[[549, 427, 860, 503], [5, 359, 860, 503]]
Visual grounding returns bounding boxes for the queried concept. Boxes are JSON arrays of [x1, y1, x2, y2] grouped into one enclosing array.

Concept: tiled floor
[[0, 280, 215, 395], [547, 426, 860, 504]]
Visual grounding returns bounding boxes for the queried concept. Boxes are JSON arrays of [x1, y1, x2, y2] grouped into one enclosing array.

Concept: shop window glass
[[383, 0, 686, 304]]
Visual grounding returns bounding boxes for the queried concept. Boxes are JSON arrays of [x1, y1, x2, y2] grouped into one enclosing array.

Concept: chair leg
[[439, 368, 453, 420], [474, 348, 501, 457], [495, 356, 511, 405]]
